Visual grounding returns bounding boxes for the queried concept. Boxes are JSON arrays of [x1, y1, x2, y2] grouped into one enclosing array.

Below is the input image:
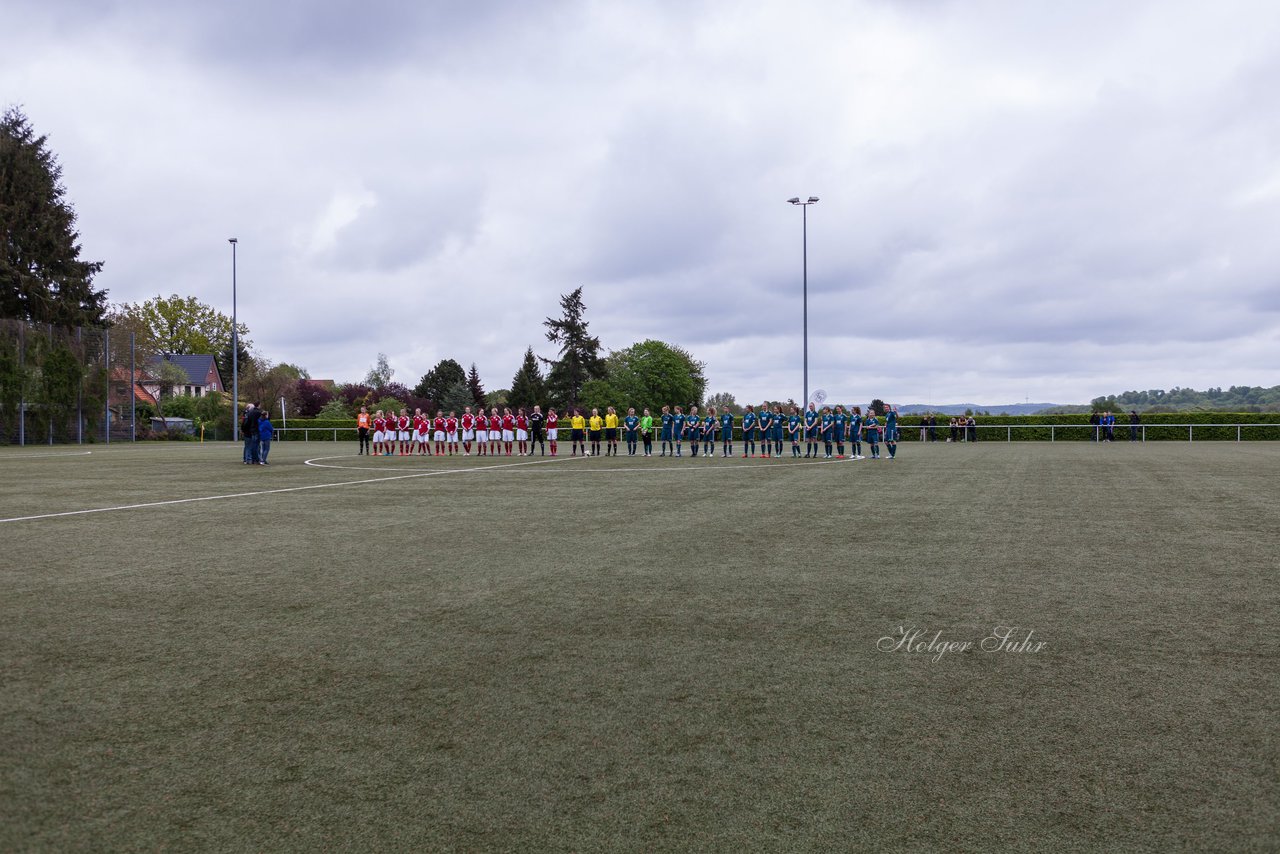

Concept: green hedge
[[276, 413, 1280, 443]]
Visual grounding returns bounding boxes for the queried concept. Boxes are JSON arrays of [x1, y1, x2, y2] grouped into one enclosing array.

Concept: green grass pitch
[[2, 441, 1276, 851]]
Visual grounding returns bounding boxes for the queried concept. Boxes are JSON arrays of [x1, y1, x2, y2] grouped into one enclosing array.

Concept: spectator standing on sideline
[[929, 414, 938, 442], [241, 404, 260, 465], [1129, 410, 1141, 442], [258, 411, 274, 465], [966, 415, 977, 443], [1089, 411, 1100, 442], [919, 416, 928, 442], [948, 417, 958, 443]]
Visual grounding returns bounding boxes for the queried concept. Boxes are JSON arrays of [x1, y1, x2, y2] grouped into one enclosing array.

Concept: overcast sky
[[7, 0, 1280, 405]]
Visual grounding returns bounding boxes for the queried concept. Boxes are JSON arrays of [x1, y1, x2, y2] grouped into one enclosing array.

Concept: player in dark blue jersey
[[772, 405, 785, 456], [820, 407, 834, 458], [719, 409, 734, 457], [672, 406, 686, 457], [703, 410, 717, 458], [659, 406, 674, 456], [788, 407, 803, 457], [741, 405, 757, 458], [624, 408, 640, 456]]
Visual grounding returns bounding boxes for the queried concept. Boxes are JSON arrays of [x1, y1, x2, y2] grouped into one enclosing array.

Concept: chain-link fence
[[0, 317, 142, 445]]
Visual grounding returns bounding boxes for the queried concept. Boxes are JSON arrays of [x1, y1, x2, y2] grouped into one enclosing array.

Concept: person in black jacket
[[528, 405, 546, 456], [241, 403, 261, 465], [1128, 410, 1140, 442]]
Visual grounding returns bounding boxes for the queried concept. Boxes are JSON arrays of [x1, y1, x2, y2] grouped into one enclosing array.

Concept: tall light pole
[[787, 196, 819, 407], [228, 238, 238, 434]]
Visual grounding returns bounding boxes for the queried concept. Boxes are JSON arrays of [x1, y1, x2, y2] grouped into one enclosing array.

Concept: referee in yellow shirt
[[604, 406, 620, 456], [587, 408, 604, 457], [570, 409, 587, 456]]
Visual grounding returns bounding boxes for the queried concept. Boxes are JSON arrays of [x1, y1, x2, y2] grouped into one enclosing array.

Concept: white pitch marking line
[[0, 450, 93, 460], [0, 455, 573, 524]]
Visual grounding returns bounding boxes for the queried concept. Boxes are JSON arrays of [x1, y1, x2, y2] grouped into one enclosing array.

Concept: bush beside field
[[275, 412, 1280, 442]]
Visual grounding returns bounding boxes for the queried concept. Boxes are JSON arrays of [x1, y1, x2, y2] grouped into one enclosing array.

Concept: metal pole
[[18, 322, 24, 447], [130, 333, 136, 441], [802, 203, 808, 408], [77, 326, 83, 444], [104, 327, 110, 444], [230, 238, 239, 443]]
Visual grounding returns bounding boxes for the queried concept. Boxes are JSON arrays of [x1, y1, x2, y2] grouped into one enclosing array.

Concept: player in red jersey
[[488, 409, 501, 456], [460, 407, 475, 455], [515, 408, 530, 455], [397, 409, 412, 455], [371, 411, 387, 456], [413, 408, 429, 455], [432, 410, 446, 456], [500, 408, 515, 456], [445, 411, 459, 455], [545, 408, 559, 456]]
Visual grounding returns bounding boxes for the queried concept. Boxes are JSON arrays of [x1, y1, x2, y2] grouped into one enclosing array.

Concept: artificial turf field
[[1, 441, 1276, 853]]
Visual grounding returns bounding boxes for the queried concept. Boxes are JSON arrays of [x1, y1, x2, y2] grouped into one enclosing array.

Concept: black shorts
[[588, 430, 602, 442], [571, 429, 585, 442], [605, 428, 618, 441]]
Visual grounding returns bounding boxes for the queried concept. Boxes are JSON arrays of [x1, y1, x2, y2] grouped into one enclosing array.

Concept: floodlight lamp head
[[787, 197, 801, 204], [228, 237, 238, 244], [807, 196, 820, 203]]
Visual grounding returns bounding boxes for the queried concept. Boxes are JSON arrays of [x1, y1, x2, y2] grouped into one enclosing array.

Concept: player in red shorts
[[445, 411, 459, 455], [545, 408, 559, 456]]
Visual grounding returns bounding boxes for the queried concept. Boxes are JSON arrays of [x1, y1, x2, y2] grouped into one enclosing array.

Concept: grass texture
[[1, 441, 1277, 852]]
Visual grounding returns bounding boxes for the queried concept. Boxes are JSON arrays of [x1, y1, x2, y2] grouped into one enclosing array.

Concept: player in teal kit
[[788, 407, 803, 457], [804, 403, 819, 458], [741, 406, 757, 457], [833, 405, 847, 458], [659, 406, 674, 456], [719, 409, 734, 457], [703, 410, 716, 458], [672, 406, 686, 457], [863, 410, 881, 459], [850, 406, 864, 459], [820, 407, 834, 458], [884, 405, 899, 459], [686, 405, 700, 457], [773, 405, 785, 456], [757, 406, 773, 457]]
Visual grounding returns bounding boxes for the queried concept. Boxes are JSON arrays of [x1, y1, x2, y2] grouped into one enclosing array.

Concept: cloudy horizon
[[7, 0, 1279, 406]]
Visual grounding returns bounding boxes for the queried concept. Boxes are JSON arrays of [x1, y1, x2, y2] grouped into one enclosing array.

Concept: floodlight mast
[[787, 196, 819, 406], [229, 238, 238, 433]]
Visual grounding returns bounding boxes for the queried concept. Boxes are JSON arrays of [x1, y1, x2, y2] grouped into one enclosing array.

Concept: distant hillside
[[1080, 385, 1280, 413], [897, 403, 1064, 416]]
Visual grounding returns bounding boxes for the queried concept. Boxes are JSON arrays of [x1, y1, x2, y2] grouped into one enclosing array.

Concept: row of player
[[354, 403, 901, 460]]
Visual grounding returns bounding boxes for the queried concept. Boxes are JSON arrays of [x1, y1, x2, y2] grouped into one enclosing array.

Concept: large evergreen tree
[[542, 287, 606, 409], [466, 363, 486, 407], [413, 358, 466, 406], [508, 346, 547, 409], [1, 107, 107, 326]]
